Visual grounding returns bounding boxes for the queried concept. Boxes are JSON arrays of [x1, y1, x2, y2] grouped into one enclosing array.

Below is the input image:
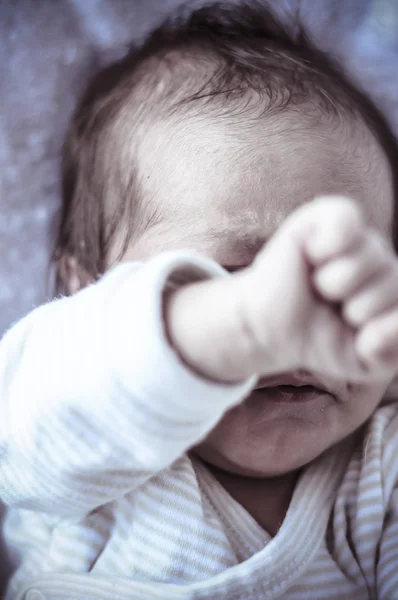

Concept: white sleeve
[[0, 252, 255, 519]]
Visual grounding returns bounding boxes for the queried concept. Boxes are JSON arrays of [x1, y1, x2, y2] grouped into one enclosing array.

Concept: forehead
[[119, 111, 394, 266]]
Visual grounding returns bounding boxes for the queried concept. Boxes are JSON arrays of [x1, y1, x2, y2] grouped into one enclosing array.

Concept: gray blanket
[[0, 0, 397, 590]]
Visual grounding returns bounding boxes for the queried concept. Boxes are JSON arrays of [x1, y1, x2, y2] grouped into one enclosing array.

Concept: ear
[[58, 255, 95, 295]]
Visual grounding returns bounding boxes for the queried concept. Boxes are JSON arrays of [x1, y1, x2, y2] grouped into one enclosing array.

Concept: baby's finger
[[313, 233, 390, 302], [356, 308, 398, 374], [298, 196, 363, 265], [344, 270, 398, 327], [279, 196, 363, 265]]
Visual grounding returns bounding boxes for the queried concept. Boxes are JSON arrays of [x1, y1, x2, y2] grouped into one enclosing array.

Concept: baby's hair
[[53, 1, 397, 295]]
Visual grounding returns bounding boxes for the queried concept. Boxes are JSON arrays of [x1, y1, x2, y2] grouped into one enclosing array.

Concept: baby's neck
[[207, 465, 300, 537]]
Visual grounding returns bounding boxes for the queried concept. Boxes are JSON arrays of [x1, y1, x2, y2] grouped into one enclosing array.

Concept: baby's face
[[114, 110, 395, 477]]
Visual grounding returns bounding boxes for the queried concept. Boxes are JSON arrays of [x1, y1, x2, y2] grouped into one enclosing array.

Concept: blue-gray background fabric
[[0, 0, 397, 591]]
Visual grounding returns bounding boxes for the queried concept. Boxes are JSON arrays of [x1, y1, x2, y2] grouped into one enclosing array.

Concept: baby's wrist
[[164, 275, 254, 384]]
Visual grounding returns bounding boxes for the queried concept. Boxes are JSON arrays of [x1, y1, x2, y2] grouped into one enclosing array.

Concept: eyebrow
[[205, 229, 269, 259]]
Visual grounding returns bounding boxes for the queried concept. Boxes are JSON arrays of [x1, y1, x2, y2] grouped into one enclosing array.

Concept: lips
[[256, 371, 330, 392], [253, 371, 336, 403], [253, 384, 329, 403]]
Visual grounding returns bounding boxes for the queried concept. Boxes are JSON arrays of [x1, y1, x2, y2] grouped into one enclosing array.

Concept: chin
[[195, 379, 352, 477], [194, 433, 325, 478]]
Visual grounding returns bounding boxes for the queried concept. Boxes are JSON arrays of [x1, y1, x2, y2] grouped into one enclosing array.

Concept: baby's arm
[[0, 252, 254, 520], [2, 196, 397, 522]]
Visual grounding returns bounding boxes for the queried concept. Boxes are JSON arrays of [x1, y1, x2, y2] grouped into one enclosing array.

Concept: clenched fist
[[166, 197, 398, 386]]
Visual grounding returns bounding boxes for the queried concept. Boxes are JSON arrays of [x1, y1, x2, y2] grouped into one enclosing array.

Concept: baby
[[2, 2, 398, 599]]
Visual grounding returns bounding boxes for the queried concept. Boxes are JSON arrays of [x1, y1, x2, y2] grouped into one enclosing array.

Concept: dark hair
[[52, 1, 398, 295]]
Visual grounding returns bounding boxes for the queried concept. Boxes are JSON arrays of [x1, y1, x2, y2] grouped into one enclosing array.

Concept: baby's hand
[[167, 197, 398, 384], [241, 196, 398, 382]]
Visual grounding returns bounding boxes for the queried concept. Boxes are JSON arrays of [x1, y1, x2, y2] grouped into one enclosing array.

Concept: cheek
[[344, 381, 389, 428]]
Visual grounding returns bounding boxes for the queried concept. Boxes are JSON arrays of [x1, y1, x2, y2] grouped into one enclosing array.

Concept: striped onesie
[[1, 253, 398, 600]]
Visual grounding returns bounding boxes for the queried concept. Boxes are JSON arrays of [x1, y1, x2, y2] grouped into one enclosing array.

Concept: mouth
[[252, 384, 330, 403], [252, 373, 335, 404]]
